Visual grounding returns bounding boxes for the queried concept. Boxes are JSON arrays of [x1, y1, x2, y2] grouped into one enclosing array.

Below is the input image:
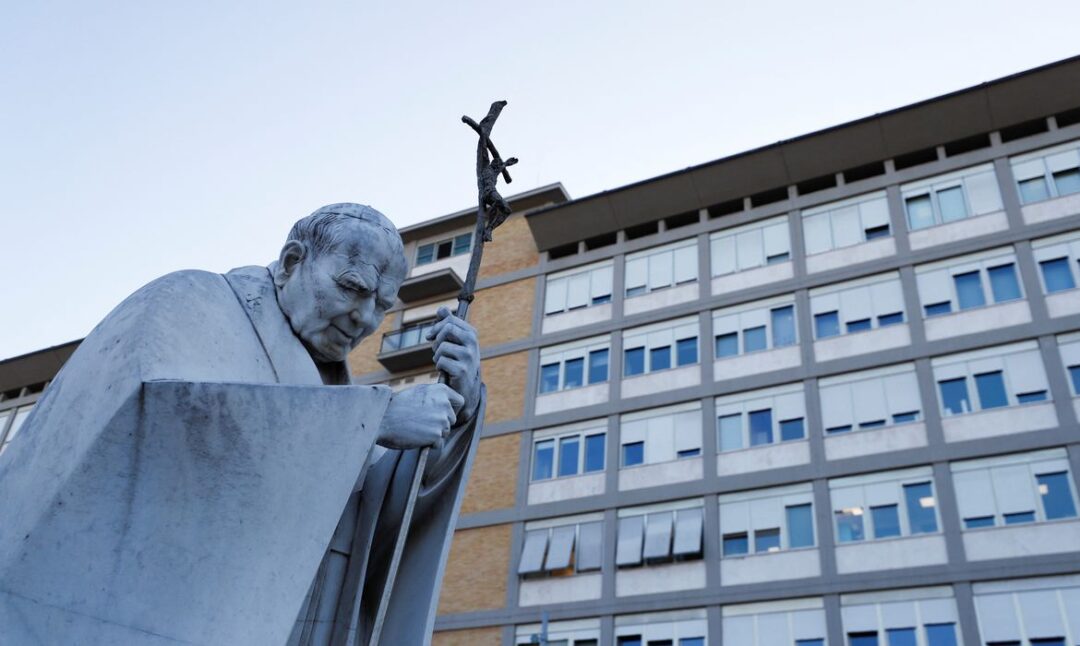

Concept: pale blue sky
[[2, 1, 1079, 360]]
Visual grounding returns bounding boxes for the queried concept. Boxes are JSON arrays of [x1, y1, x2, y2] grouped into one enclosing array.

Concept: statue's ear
[[274, 240, 306, 287]]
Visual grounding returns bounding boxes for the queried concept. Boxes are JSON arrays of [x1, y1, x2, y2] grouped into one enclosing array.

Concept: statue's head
[[272, 203, 408, 363]]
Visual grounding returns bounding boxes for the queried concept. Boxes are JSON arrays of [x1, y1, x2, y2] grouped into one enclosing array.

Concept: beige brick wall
[[481, 352, 527, 424], [432, 627, 503, 646], [348, 311, 397, 378], [438, 524, 511, 615], [471, 277, 535, 348], [460, 433, 520, 514], [479, 214, 539, 280]]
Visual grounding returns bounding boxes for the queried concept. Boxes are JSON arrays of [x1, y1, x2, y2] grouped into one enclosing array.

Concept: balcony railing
[[381, 322, 437, 354]]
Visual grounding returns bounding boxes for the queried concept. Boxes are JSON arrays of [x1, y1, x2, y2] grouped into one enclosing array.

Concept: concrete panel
[[962, 519, 1080, 561], [1045, 290, 1080, 319], [942, 403, 1058, 443], [835, 535, 948, 574], [541, 303, 613, 335], [518, 573, 603, 607], [619, 457, 704, 491], [814, 325, 910, 363], [824, 422, 929, 461], [624, 283, 700, 317], [712, 262, 794, 296], [924, 301, 1032, 341], [410, 253, 470, 279], [714, 346, 801, 383], [806, 237, 897, 275], [527, 472, 606, 506], [535, 383, 610, 416], [908, 211, 1009, 251], [717, 440, 811, 477], [720, 548, 821, 586], [1073, 398, 1080, 422], [1021, 193, 1080, 225], [615, 561, 707, 597], [622, 365, 700, 400]]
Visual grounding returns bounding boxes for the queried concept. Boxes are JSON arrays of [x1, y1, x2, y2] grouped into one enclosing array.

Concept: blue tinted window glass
[[871, 504, 901, 539], [859, 420, 886, 429], [1070, 365, 1080, 395], [835, 509, 865, 542], [563, 358, 584, 389], [827, 425, 853, 434], [1017, 390, 1048, 403], [1037, 471, 1078, 520], [771, 305, 796, 347], [624, 347, 645, 376], [954, 271, 986, 310], [988, 264, 1022, 302], [939, 378, 971, 416], [887, 627, 917, 646], [622, 441, 644, 467], [938, 186, 968, 222], [617, 637, 642, 646], [974, 371, 1009, 409], [815, 311, 840, 339], [1004, 511, 1035, 525], [847, 318, 872, 333], [767, 252, 790, 265], [584, 434, 605, 472], [1040, 257, 1076, 293], [677, 448, 700, 458], [416, 243, 435, 265], [1030, 638, 1066, 646], [796, 641, 825, 646], [676, 337, 698, 366], [680, 639, 704, 646], [540, 363, 561, 393], [754, 528, 780, 553], [1054, 168, 1080, 195], [743, 326, 767, 353], [904, 481, 939, 534], [452, 233, 471, 255], [650, 346, 671, 371], [780, 418, 805, 441], [925, 623, 957, 646], [964, 516, 995, 528], [588, 349, 609, 384], [893, 411, 919, 424], [849, 632, 879, 646], [722, 533, 748, 556], [532, 440, 554, 480], [878, 312, 904, 326], [715, 333, 738, 358], [787, 503, 815, 548], [906, 194, 935, 230], [626, 285, 646, 297], [1019, 176, 1051, 203], [592, 293, 612, 305], [924, 302, 952, 317], [718, 414, 743, 451], [749, 409, 773, 446], [558, 436, 580, 477], [865, 224, 891, 240]]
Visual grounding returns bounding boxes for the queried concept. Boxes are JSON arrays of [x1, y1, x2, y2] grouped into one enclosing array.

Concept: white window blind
[[711, 216, 790, 276]]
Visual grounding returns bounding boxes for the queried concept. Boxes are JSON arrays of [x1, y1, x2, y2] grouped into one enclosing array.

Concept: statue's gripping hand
[[427, 306, 482, 422], [377, 384, 464, 450]]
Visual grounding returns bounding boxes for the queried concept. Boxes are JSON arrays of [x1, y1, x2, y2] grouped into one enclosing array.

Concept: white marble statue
[[0, 203, 484, 646]]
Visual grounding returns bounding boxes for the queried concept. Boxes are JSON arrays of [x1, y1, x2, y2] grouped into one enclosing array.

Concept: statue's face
[[276, 223, 405, 363]]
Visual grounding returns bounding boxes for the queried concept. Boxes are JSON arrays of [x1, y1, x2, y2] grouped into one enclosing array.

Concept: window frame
[[531, 425, 607, 482], [829, 467, 942, 544]]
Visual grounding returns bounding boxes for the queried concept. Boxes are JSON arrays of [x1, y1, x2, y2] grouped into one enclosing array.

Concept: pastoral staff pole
[[368, 101, 517, 646]]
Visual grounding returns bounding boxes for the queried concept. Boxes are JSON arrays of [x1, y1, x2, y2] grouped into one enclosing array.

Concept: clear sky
[[2, 1, 1079, 360]]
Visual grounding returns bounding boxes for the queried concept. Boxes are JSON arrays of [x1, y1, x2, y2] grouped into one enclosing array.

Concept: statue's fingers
[[430, 318, 475, 348], [433, 341, 467, 364]]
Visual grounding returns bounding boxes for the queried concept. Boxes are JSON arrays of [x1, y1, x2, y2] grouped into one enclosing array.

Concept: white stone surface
[[714, 346, 801, 382], [814, 324, 910, 363], [806, 237, 896, 274], [834, 535, 948, 574], [924, 301, 1032, 341], [712, 262, 793, 296], [717, 441, 810, 477], [962, 519, 1080, 561], [519, 573, 602, 606], [942, 403, 1058, 442], [542, 303, 612, 334], [527, 473, 606, 505], [720, 549, 820, 586], [622, 365, 701, 399], [825, 423, 928, 461], [1021, 192, 1080, 225], [615, 561, 706, 597], [624, 282, 699, 317], [908, 211, 1008, 250], [1046, 289, 1080, 318], [535, 383, 610, 416], [619, 457, 703, 491]]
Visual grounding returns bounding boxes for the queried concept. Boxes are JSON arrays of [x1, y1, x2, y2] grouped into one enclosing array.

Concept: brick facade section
[[461, 433, 520, 514], [348, 311, 397, 378], [481, 352, 528, 424], [432, 627, 503, 646], [470, 277, 535, 348], [437, 524, 511, 615], [479, 214, 539, 280]]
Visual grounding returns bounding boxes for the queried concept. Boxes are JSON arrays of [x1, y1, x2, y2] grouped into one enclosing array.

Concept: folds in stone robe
[[0, 266, 481, 646]]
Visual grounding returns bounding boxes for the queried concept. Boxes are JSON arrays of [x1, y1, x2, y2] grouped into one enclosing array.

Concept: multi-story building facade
[[4, 56, 1080, 645]]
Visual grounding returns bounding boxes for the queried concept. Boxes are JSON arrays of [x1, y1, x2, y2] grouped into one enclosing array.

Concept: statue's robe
[[0, 266, 482, 646]]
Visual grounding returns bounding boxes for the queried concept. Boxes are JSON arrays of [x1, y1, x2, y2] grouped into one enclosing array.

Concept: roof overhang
[[0, 340, 80, 393]]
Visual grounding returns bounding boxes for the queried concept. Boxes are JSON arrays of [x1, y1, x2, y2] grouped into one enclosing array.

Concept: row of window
[[0, 404, 32, 454]]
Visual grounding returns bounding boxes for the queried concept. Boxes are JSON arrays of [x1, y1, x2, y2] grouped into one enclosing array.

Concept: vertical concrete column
[[1037, 334, 1079, 429], [701, 396, 719, 489], [824, 593, 845, 646], [521, 347, 541, 429], [1014, 239, 1051, 323], [601, 615, 615, 646], [600, 508, 618, 602], [804, 378, 826, 469], [612, 252, 627, 321], [707, 605, 724, 646], [514, 431, 533, 509], [504, 521, 525, 609], [952, 581, 983, 646], [795, 289, 815, 370], [789, 208, 808, 280], [898, 266, 928, 346], [605, 415, 621, 501], [699, 310, 714, 386], [702, 493, 722, 590], [931, 462, 968, 565], [501, 623, 514, 646], [994, 157, 1027, 231], [886, 184, 913, 257], [915, 357, 947, 447], [811, 478, 838, 579], [609, 325, 624, 404]]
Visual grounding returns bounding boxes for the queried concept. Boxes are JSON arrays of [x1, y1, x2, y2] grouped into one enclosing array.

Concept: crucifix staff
[[368, 100, 516, 646]]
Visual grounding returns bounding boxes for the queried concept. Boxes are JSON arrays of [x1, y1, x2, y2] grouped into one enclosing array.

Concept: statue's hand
[[377, 384, 464, 450], [427, 307, 482, 422]]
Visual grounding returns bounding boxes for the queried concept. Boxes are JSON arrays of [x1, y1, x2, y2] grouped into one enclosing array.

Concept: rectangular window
[[924, 302, 952, 317], [749, 409, 773, 446], [676, 337, 698, 366], [718, 414, 743, 451], [722, 532, 749, 556], [865, 224, 890, 240], [1037, 472, 1078, 520], [964, 516, 994, 529], [624, 240, 698, 297], [953, 271, 986, 309], [887, 628, 916, 646], [780, 418, 805, 441], [939, 378, 970, 416], [786, 503, 815, 548], [1055, 168, 1080, 194], [771, 305, 796, 347], [558, 436, 580, 477], [533, 440, 554, 480], [650, 346, 671, 371], [937, 186, 968, 222], [540, 364, 560, 393], [545, 261, 614, 315], [906, 194, 935, 230], [871, 504, 901, 538], [624, 347, 645, 376], [1070, 365, 1080, 395], [903, 482, 939, 534], [416, 244, 435, 265], [846, 318, 872, 333], [753, 528, 780, 552], [1004, 511, 1036, 525], [1040, 257, 1076, 293], [743, 326, 767, 353], [452, 233, 471, 255], [1019, 175, 1051, 203], [925, 624, 957, 646], [584, 434, 605, 472], [893, 411, 919, 424], [988, 264, 1022, 302], [849, 632, 879, 646], [711, 216, 790, 275], [715, 333, 738, 358], [588, 349, 609, 384], [815, 311, 840, 338], [974, 371, 1009, 409], [563, 358, 584, 389], [835, 508, 865, 542], [878, 312, 904, 326], [622, 442, 644, 467]]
